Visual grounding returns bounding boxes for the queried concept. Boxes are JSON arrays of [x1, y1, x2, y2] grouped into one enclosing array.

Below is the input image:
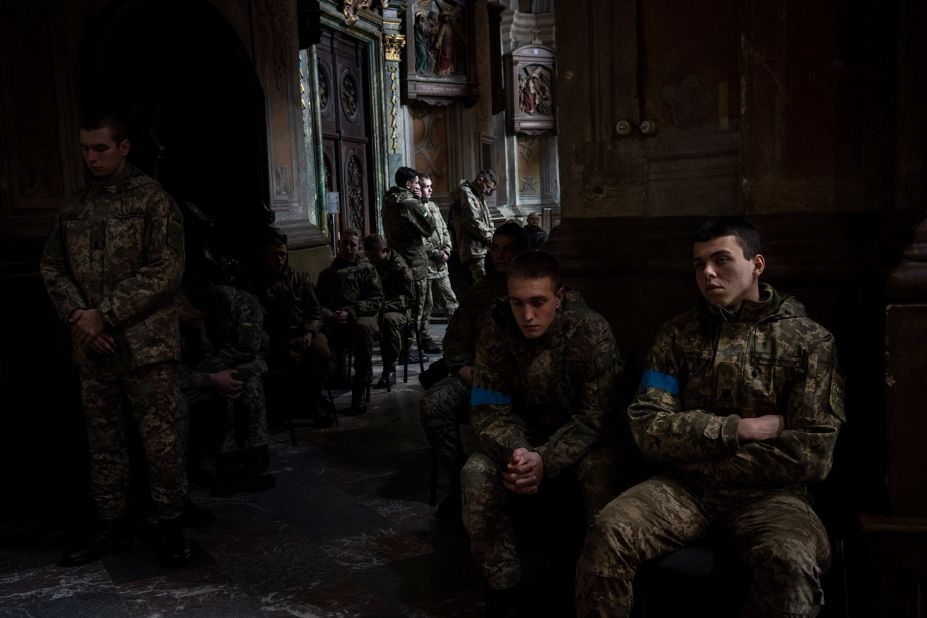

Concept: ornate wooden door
[[317, 29, 373, 236]]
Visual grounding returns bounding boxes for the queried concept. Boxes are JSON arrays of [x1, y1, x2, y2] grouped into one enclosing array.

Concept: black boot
[[345, 383, 368, 415], [158, 517, 191, 567], [60, 517, 132, 567], [373, 366, 396, 389]]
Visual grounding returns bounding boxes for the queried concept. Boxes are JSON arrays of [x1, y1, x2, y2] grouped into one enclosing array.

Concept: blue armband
[[470, 387, 513, 406], [640, 369, 680, 395]]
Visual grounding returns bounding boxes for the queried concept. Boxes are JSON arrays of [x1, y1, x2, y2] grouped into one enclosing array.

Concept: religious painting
[[403, 0, 477, 105], [507, 45, 556, 135]]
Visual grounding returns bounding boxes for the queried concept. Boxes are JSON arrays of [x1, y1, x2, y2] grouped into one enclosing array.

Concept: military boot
[[157, 517, 191, 567], [60, 517, 132, 567], [373, 365, 396, 390], [346, 383, 368, 415]]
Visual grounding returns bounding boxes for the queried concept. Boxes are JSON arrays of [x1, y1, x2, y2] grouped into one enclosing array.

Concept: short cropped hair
[[342, 228, 361, 242], [80, 112, 129, 144], [507, 251, 561, 290], [261, 227, 288, 250], [363, 233, 385, 251], [395, 166, 419, 187], [693, 216, 762, 259], [494, 221, 530, 253], [419, 173, 432, 183], [476, 168, 496, 184]]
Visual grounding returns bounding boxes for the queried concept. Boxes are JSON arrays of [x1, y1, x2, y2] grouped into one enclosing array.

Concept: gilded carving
[[384, 33, 406, 62], [388, 64, 400, 152], [343, 0, 371, 26]]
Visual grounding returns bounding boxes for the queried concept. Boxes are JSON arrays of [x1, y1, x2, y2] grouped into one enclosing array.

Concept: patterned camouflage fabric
[[374, 249, 413, 368], [317, 255, 383, 384], [40, 162, 188, 520], [178, 285, 269, 454], [449, 180, 494, 271], [420, 272, 507, 473], [422, 200, 458, 322], [576, 284, 845, 617], [461, 290, 628, 590], [382, 185, 435, 281]]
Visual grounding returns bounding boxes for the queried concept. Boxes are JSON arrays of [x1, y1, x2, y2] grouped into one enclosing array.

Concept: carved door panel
[[317, 29, 373, 236]]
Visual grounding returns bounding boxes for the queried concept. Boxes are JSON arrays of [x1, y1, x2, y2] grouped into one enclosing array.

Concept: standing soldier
[[576, 217, 845, 617], [40, 113, 190, 567], [461, 251, 630, 616], [363, 234, 413, 389], [382, 166, 435, 363], [449, 169, 496, 284], [420, 174, 458, 343]]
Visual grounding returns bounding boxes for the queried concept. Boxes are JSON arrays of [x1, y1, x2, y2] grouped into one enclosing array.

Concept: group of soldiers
[[42, 112, 843, 617]]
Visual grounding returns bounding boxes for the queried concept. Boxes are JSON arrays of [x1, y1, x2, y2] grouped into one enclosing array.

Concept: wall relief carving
[[507, 45, 555, 135]]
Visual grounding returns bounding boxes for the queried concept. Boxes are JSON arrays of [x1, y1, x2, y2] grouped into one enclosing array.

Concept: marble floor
[[0, 321, 581, 617]]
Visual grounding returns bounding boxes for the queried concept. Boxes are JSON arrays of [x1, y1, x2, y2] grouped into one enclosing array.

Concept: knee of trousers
[[578, 500, 646, 579], [460, 452, 498, 495], [743, 537, 823, 584]]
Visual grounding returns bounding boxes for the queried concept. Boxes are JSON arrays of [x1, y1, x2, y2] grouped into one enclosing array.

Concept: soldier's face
[[490, 234, 522, 273], [79, 127, 129, 179], [508, 276, 564, 339], [693, 235, 765, 311], [420, 179, 433, 200], [338, 234, 360, 260], [526, 213, 540, 227], [364, 246, 388, 265], [477, 176, 496, 197], [264, 243, 288, 271]]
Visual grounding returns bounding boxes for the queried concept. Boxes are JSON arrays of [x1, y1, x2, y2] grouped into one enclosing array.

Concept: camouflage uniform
[[177, 285, 269, 456], [40, 162, 188, 520], [461, 290, 628, 590], [254, 265, 330, 416], [422, 200, 458, 322], [383, 185, 435, 349], [523, 224, 548, 250], [576, 284, 845, 618], [373, 250, 413, 368], [420, 272, 507, 477], [449, 180, 493, 282], [316, 254, 383, 385]]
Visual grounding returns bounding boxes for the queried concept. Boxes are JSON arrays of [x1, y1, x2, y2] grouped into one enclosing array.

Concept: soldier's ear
[[118, 139, 130, 157], [555, 286, 565, 307], [752, 254, 766, 278]]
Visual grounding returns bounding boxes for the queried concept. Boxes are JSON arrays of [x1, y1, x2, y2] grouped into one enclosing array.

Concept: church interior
[[0, 0, 925, 616]]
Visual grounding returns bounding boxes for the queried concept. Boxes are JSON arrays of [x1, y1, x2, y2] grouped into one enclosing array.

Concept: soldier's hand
[[502, 448, 543, 494], [70, 308, 106, 344], [736, 414, 785, 442], [86, 332, 117, 354], [210, 369, 243, 399]]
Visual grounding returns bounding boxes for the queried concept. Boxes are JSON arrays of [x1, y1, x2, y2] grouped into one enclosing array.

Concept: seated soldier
[[177, 278, 274, 496], [419, 222, 528, 520], [363, 234, 413, 389], [252, 230, 334, 427], [523, 211, 548, 250], [461, 251, 630, 617], [316, 229, 384, 415], [576, 216, 845, 617]]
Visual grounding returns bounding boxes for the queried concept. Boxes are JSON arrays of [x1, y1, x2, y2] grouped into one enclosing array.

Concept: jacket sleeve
[[443, 290, 481, 373], [628, 324, 742, 463], [97, 193, 185, 326], [381, 264, 414, 314], [296, 274, 324, 334], [344, 264, 383, 319], [470, 326, 531, 466], [456, 190, 494, 243], [401, 198, 436, 238], [40, 214, 87, 320], [535, 321, 621, 478], [700, 334, 845, 483], [219, 293, 269, 378]]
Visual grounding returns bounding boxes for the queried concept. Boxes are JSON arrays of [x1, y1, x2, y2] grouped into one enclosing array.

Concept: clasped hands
[[501, 447, 544, 495], [69, 308, 115, 354]]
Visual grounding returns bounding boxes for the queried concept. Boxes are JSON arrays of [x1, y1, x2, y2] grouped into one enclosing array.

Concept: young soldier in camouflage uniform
[[449, 169, 496, 284], [419, 222, 528, 520], [523, 211, 548, 251], [316, 230, 383, 415], [253, 230, 334, 428], [382, 166, 436, 361], [363, 234, 413, 389], [40, 114, 190, 567], [462, 251, 629, 616], [576, 217, 845, 617], [178, 278, 273, 495], [420, 174, 458, 328]]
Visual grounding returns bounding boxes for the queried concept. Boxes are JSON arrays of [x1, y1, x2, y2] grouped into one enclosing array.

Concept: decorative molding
[[384, 33, 405, 61], [258, 0, 294, 91], [388, 64, 401, 152]]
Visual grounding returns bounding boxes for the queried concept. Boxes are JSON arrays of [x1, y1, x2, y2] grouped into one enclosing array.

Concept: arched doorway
[[81, 0, 271, 271]]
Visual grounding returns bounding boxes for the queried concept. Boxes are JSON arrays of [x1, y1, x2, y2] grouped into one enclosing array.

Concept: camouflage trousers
[[466, 257, 487, 284], [80, 361, 188, 520], [405, 278, 429, 351], [419, 374, 469, 476], [424, 274, 459, 322], [326, 317, 377, 384], [183, 374, 268, 455], [461, 446, 626, 590], [282, 331, 331, 415], [379, 310, 409, 369], [575, 476, 830, 617]]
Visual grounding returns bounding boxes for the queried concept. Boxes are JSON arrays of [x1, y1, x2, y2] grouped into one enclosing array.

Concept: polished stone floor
[[0, 322, 581, 617]]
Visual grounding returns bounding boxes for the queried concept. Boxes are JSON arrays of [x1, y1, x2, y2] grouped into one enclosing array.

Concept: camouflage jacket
[[40, 163, 185, 368], [375, 250, 414, 316], [178, 285, 268, 392], [449, 180, 493, 263], [524, 224, 548, 250], [470, 290, 625, 478], [382, 185, 435, 280], [629, 283, 845, 494], [254, 265, 323, 340], [424, 200, 452, 279], [316, 255, 383, 320], [443, 272, 507, 374]]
